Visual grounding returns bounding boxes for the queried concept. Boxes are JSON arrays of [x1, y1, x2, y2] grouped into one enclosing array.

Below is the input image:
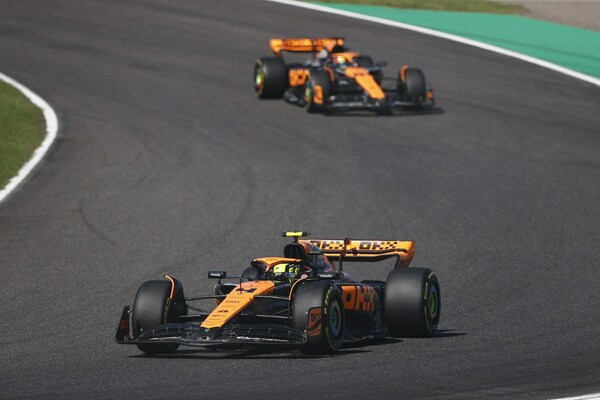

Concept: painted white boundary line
[[0, 73, 58, 204], [552, 395, 600, 400], [266, 0, 600, 88]]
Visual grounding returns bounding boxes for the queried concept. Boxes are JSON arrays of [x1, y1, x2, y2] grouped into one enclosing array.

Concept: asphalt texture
[[0, 1, 599, 399]]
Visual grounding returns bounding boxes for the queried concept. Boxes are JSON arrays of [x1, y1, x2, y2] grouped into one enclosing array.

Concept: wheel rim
[[427, 284, 439, 322], [254, 65, 264, 93], [329, 300, 342, 338], [304, 85, 312, 105], [304, 74, 314, 106]]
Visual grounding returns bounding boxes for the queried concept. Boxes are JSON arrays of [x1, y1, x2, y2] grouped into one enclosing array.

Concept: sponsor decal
[[311, 240, 402, 251], [307, 307, 322, 337], [341, 285, 376, 312], [318, 273, 335, 279], [237, 287, 257, 293], [359, 241, 400, 250], [289, 69, 309, 86]]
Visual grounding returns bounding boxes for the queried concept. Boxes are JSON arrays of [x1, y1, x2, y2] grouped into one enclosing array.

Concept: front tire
[[305, 69, 331, 113], [291, 281, 344, 354], [254, 57, 288, 99], [398, 67, 427, 107], [384, 268, 441, 337], [131, 280, 180, 354]]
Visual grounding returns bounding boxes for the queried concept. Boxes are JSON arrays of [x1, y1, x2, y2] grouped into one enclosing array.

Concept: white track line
[[0, 73, 58, 204], [266, 0, 600, 88], [267, 1, 600, 399]]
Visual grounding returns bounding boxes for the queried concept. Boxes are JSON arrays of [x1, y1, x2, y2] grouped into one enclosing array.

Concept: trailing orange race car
[[115, 232, 441, 354], [254, 37, 436, 113]]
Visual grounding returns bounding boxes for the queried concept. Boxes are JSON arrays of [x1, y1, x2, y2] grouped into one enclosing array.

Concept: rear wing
[[269, 37, 344, 57], [307, 239, 415, 268]]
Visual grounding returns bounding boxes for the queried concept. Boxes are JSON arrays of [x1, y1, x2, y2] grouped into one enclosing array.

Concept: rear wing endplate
[[307, 239, 415, 268], [270, 37, 344, 57]]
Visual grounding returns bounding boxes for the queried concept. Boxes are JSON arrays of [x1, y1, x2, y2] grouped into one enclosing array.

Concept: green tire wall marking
[[312, 3, 600, 78]]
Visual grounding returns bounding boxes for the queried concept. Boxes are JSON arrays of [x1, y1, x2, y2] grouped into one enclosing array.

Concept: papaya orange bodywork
[[400, 64, 409, 82], [344, 67, 385, 99], [164, 275, 176, 299], [289, 69, 309, 87], [200, 280, 275, 329], [270, 37, 344, 57], [253, 257, 302, 272], [313, 85, 323, 104], [308, 239, 415, 268], [427, 89, 435, 100], [340, 285, 377, 313]]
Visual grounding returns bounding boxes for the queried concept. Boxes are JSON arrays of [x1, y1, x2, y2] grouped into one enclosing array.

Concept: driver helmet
[[335, 55, 350, 70], [272, 263, 301, 281]]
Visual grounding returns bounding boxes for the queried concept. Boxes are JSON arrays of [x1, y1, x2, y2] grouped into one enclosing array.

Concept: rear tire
[[398, 68, 427, 107], [384, 268, 440, 337], [305, 69, 331, 113], [254, 57, 288, 99], [132, 280, 180, 354], [291, 281, 344, 354]]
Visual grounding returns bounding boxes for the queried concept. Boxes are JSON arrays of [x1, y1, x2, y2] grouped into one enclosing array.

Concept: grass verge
[[0, 79, 45, 190], [308, 0, 525, 14]]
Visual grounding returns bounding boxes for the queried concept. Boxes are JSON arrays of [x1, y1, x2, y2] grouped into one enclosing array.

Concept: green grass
[[308, 0, 525, 14], [0, 80, 45, 190]]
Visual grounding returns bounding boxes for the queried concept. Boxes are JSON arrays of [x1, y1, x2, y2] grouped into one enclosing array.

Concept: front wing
[[284, 88, 436, 112], [325, 93, 435, 112], [115, 306, 307, 348]]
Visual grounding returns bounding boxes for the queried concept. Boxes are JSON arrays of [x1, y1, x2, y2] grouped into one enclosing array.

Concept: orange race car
[[254, 37, 436, 113], [115, 232, 441, 354]]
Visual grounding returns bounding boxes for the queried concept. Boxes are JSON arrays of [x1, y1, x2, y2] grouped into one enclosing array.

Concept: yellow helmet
[[272, 263, 300, 281]]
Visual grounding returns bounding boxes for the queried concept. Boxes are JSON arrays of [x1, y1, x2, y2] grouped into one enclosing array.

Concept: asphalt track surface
[[0, 1, 599, 399]]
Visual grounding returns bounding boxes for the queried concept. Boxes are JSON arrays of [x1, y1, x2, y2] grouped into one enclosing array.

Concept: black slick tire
[[291, 281, 344, 354], [305, 69, 331, 113], [254, 57, 288, 99], [384, 268, 441, 337], [132, 280, 179, 354], [398, 68, 427, 107]]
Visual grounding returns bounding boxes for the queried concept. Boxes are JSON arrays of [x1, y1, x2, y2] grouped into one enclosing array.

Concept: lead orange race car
[[115, 232, 441, 354]]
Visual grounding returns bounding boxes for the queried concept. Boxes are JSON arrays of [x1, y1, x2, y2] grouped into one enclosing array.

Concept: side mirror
[[208, 271, 227, 279]]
